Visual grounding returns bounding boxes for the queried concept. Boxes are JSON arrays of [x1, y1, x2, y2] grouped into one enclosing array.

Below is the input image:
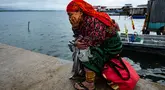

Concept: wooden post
[[119, 15, 120, 20], [28, 21, 30, 32]]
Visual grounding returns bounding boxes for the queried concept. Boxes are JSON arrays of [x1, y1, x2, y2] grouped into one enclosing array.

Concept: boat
[[107, 12, 120, 16], [132, 15, 145, 19], [120, 0, 165, 64], [129, 5, 147, 19], [120, 33, 165, 66]]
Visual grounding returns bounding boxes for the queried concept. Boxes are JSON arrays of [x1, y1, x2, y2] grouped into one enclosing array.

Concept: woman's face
[[68, 11, 83, 28]]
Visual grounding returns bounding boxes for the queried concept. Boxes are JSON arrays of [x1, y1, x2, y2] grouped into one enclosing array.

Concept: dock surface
[[0, 43, 165, 90]]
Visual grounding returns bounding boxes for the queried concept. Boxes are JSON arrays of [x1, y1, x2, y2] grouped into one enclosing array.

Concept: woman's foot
[[74, 81, 95, 90], [69, 74, 85, 80]]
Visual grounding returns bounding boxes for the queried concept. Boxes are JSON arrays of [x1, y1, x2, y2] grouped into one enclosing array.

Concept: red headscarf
[[66, 0, 113, 27]]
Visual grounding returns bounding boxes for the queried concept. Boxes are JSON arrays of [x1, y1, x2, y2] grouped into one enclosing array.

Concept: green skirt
[[82, 33, 122, 75]]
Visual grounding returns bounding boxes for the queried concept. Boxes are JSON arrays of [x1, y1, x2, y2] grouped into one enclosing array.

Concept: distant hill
[[0, 7, 57, 12], [0, 6, 16, 10], [0, 8, 9, 10], [0, 10, 57, 12], [0, 6, 18, 11], [0, 6, 60, 12]]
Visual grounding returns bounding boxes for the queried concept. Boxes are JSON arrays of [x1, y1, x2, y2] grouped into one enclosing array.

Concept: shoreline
[[0, 43, 165, 90]]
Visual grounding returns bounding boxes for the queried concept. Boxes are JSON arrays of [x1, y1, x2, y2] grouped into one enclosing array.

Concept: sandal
[[74, 82, 95, 90], [69, 75, 85, 80]]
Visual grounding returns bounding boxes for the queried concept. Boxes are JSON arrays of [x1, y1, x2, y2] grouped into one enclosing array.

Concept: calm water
[[0, 11, 146, 60], [0, 11, 164, 85], [0, 11, 74, 60]]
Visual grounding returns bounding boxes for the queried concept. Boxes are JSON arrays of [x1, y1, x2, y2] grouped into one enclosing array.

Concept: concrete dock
[[0, 43, 165, 90]]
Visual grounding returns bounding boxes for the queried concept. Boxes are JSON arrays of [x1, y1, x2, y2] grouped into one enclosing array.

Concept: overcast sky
[[0, 0, 148, 10]]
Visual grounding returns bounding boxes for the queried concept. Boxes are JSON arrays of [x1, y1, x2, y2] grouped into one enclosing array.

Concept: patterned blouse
[[72, 15, 117, 47]]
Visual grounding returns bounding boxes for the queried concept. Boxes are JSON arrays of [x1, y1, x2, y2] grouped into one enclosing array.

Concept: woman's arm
[[76, 16, 108, 49]]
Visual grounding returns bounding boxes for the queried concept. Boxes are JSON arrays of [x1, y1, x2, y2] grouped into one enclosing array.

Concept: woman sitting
[[66, 0, 139, 90]]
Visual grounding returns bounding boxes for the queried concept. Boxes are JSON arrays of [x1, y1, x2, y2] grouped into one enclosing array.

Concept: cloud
[[0, 0, 148, 10]]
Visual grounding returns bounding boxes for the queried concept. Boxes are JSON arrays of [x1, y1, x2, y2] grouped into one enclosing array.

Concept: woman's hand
[[70, 17, 79, 28], [75, 40, 87, 50]]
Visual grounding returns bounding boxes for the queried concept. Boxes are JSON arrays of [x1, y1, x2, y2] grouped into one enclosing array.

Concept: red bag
[[102, 57, 139, 90]]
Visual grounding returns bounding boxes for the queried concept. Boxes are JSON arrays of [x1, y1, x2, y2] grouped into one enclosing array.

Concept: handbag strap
[[108, 56, 130, 80]]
